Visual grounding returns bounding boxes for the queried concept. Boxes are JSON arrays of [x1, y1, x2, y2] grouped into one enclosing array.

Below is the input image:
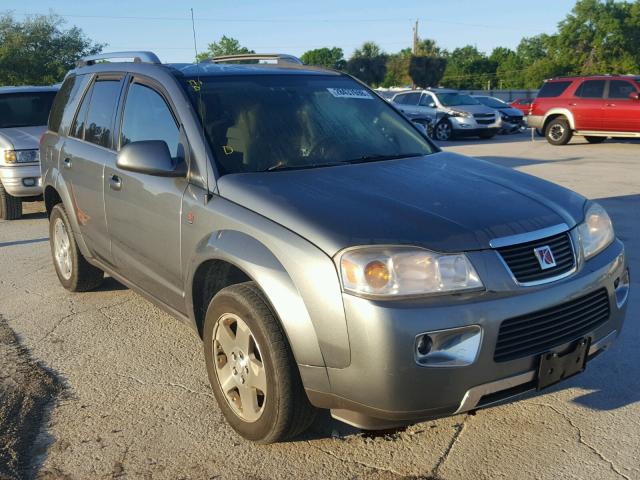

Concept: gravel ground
[[0, 134, 638, 479]]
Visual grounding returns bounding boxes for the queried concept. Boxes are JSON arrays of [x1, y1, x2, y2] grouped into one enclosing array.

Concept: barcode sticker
[[327, 88, 373, 99]]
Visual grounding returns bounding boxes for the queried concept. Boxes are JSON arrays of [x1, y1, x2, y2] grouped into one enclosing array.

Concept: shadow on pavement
[[0, 237, 49, 249]]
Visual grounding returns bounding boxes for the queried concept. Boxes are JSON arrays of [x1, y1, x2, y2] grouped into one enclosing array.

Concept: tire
[[545, 117, 573, 145], [433, 119, 454, 141], [49, 204, 104, 292], [479, 131, 497, 140], [0, 181, 22, 220], [203, 282, 317, 443], [585, 136, 606, 144]]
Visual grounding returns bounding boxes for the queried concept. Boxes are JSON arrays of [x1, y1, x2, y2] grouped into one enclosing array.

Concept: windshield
[[0, 92, 57, 129], [476, 97, 508, 109], [180, 75, 434, 174], [435, 93, 480, 107]]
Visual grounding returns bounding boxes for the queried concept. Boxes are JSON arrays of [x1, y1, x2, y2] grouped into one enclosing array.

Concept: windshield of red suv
[[0, 92, 57, 129], [181, 74, 434, 174]]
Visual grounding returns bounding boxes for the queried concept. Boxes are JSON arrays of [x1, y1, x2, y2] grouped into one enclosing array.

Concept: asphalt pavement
[[0, 134, 638, 479]]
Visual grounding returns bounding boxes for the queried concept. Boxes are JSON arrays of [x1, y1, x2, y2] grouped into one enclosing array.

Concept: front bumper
[[0, 164, 42, 197], [449, 116, 500, 136], [526, 115, 545, 129], [306, 239, 628, 428]]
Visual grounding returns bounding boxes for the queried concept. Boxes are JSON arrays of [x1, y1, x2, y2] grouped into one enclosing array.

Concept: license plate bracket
[[537, 338, 591, 390]]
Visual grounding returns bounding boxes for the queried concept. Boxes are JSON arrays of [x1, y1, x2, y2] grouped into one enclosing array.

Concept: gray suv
[[0, 85, 59, 219], [41, 51, 629, 443], [392, 88, 500, 141]]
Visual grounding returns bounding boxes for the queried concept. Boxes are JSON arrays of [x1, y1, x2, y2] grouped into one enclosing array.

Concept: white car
[[0, 85, 59, 219], [391, 88, 500, 141]]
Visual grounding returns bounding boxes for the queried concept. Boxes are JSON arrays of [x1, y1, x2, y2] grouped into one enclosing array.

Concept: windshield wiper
[[263, 161, 347, 172], [343, 153, 425, 165]]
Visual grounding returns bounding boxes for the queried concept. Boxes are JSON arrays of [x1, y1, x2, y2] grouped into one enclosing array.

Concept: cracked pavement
[[0, 135, 638, 479]]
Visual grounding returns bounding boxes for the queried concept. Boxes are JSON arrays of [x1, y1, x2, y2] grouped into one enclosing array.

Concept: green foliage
[[409, 56, 447, 88], [300, 47, 345, 70], [382, 51, 411, 88], [346, 42, 387, 87], [0, 13, 103, 86], [197, 35, 254, 62], [441, 46, 497, 89]]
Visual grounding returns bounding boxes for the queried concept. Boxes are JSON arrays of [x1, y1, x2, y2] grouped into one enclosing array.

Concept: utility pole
[[412, 19, 419, 55]]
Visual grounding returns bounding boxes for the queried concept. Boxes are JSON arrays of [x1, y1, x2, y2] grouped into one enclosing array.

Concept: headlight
[[447, 110, 471, 118], [3, 149, 40, 164], [577, 203, 614, 260], [338, 246, 483, 298]]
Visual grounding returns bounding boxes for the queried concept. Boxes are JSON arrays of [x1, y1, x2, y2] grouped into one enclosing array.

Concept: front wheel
[[545, 117, 573, 145], [0, 181, 22, 220], [49, 204, 104, 291], [203, 282, 317, 443], [433, 119, 454, 141], [585, 136, 606, 144]]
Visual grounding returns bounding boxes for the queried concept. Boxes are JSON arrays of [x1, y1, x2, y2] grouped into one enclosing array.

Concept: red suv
[[528, 75, 640, 145], [510, 98, 534, 115]]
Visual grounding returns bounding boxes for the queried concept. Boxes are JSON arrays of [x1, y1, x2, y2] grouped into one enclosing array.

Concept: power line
[[10, 11, 531, 31]]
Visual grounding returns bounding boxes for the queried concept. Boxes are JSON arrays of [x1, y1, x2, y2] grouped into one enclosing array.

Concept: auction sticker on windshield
[[327, 88, 373, 99]]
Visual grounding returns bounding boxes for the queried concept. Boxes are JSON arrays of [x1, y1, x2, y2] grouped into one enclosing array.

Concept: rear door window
[[574, 80, 606, 99], [537, 81, 572, 98], [83, 79, 122, 149], [608, 80, 638, 99]]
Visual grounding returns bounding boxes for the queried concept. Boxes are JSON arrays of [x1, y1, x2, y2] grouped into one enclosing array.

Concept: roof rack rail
[[77, 51, 161, 67], [208, 53, 303, 65]]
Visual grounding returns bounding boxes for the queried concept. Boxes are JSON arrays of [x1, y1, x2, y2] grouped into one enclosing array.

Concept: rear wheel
[[0, 181, 22, 220], [585, 136, 606, 144], [203, 282, 317, 443], [49, 204, 104, 291], [545, 117, 573, 145]]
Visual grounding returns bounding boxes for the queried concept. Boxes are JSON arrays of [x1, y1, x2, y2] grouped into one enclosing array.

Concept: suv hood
[[498, 107, 524, 118], [0, 125, 46, 150], [217, 152, 586, 256]]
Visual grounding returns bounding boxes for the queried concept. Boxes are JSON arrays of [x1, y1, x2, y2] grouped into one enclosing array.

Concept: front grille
[[474, 113, 494, 119], [477, 119, 494, 125], [497, 232, 575, 284], [494, 289, 610, 362]]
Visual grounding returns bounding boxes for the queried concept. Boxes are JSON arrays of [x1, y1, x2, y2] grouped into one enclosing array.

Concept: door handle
[[109, 174, 122, 191], [568, 102, 577, 106], [606, 103, 616, 107], [63, 157, 72, 168]]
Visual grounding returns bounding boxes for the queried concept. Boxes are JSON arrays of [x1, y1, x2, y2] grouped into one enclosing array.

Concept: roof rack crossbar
[[208, 53, 303, 65], [77, 51, 161, 67]]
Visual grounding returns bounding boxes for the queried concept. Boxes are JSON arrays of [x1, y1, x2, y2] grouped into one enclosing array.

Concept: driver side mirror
[[629, 92, 640, 101], [428, 102, 436, 108], [117, 140, 186, 177]]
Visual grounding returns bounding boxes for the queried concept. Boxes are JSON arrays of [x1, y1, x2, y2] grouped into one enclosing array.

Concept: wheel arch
[[543, 108, 576, 131], [186, 230, 327, 370]]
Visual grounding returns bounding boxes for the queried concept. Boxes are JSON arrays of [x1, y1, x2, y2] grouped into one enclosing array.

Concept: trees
[[0, 14, 103, 86], [300, 47, 345, 70], [197, 35, 254, 62], [346, 42, 387, 87], [441, 46, 496, 89], [409, 56, 447, 89]]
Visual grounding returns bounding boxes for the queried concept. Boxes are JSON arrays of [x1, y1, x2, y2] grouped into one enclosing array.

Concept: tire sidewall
[[203, 289, 283, 442], [545, 118, 572, 145], [49, 205, 77, 290]]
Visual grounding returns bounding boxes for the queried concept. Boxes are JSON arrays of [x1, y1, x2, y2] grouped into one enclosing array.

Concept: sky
[[3, 0, 580, 63]]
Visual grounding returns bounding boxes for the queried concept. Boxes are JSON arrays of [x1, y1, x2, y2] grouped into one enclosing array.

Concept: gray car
[[0, 85, 59, 219], [40, 51, 629, 443], [392, 88, 501, 141], [473, 95, 525, 134]]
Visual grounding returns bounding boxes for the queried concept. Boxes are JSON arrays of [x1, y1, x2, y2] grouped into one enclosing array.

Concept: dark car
[[473, 95, 525, 133]]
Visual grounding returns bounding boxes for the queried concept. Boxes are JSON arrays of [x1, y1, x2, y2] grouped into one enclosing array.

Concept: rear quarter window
[[537, 81, 572, 98], [51, 74, 91, 135]]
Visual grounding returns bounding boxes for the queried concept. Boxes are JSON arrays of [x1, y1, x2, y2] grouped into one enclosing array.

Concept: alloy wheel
[[435, 122, 452, 141], [213, 313, 267, 422], [549, 123, 565, 141], [53, 217, 72, 280]]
